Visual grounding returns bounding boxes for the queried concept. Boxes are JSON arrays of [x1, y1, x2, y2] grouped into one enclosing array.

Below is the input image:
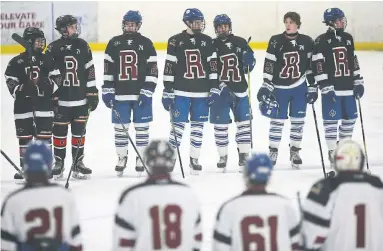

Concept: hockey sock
[[290, 117, 305, 148], [114, 123, 130, 157], [71, 120, 86, 161], [339, 119, 356, 140], [269, 119, 285, 149], [53, 123, 68, 160], [36, 132, 52, 149], [323, 120, 338, 151], [18, 136, 33, 168], [214, 124, 229, 157], [134, 123, 149, 163], [169, 122, 185, 153], [190, 121, 204, 159], [236, 121, 251, 153]]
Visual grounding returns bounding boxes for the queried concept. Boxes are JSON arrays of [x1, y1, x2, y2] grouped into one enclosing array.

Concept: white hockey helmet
[[334, 139, 365, 172]]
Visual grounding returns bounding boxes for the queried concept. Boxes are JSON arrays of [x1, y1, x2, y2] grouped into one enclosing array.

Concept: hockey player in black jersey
[[162, 8, 220, 174], [257, 12, 315, 169], [311, 8, 364, 169], [46, 15, 99, 179], [210, 14, 255, 172], [102, 11, 158, 176], [4, 27, 60, 181]]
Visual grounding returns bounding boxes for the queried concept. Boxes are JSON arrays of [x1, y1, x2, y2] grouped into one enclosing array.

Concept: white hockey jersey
[[213, 189, 301, 251], [113, 177, 202, 251], [302, 172, 383, 251], [1, 183, 82, 251]]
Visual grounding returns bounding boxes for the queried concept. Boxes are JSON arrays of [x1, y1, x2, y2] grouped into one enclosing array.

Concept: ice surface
[[1, 51, 383, 250]]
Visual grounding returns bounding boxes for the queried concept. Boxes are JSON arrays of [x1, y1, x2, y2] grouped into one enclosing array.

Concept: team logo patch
[[265, 62, 274, 74], [329, 109, 336, 117], [173, 110, 180, 118]]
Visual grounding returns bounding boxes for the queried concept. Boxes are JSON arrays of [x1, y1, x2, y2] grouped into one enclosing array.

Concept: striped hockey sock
[[269, 119, 285, 149], [236, 121, 251, 153], [114, 123, 129, 157], [135, 123, 149, 160], [169, 122, 185, 149], [214, 124, 229, 157], [290, 117, 305, 148], [339, 119, 356, 140], [323, 120, 338, 151], [190, 121, 204, 159]]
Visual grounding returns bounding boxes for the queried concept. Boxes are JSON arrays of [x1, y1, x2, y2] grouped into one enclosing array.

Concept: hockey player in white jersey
[[213, 153, 301, 251], [302, 139, 383, 251], [112, 139, 203, 251], [1, 141, 82, 251]]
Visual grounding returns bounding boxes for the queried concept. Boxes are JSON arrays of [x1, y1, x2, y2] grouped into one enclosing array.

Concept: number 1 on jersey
[[241, 215, 278, 251], [355, 204, 366, 248]]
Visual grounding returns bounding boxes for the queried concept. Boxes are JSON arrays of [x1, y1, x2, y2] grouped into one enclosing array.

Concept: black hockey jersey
[[4, 52, 60, 114], [45, 37, 98, 107], [213, 34, 253, 94], [263, 32, 314, 88], [312, 30, 361, 95], [103, 33, 158, 101], [164, 30, 219, 97]]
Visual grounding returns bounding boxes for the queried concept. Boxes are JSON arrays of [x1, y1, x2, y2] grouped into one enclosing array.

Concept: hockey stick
[[246, 36, 253, 149], [312, 105, 328, 178], [1, 150, 23, 175], [357, 98, 370, 172], [111, 106, 151, 176], [169, 108, 185, 178], [65, 109, 91, 189]]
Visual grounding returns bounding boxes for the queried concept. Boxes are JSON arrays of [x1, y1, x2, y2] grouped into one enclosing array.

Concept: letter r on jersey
[[119, 50, 138, 81], [219, 53, 241, 82], [332, 47, 350, 77], [184, 49, 206, 79], [279, 52, 301, 79]]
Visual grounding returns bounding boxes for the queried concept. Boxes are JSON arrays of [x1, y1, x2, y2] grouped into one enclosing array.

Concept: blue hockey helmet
[[323, 8, 347, 31], [213, 14, 232, 38], [23, 141, 53, 178], [244, 153, 273, 184], [122, 10, 142, 33], [259, 96, 279, 118], [182, 8, 205, 33]]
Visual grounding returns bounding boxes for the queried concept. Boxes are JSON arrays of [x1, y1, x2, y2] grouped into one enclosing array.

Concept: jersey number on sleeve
[[219, 53, 241, 82], [184, 49, 206, 79], [279, 52, 301, 79], [63, 56, 80, 87], [119, 50, 138, 81], [150, 205, 182, 249], [241, 215, 278, 251], [332, 47, 351, 77], [25, 207, 63, 241], [354, 204, 366, 248]]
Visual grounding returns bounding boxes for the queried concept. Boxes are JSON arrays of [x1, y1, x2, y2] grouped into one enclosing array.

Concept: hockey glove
[[162, 89, 175, 111], [102, 85, 115, 109], [257, 82, 274, 102], [243, 51, 255, 74], [219, 83, 236, 107], [320, 85, 336, 103], [353, 78, 364, 99], [306, 86, 318, 104], [87, 92, 99, 112], [207, 87, 221, 106], [138, 88, 153, 107]]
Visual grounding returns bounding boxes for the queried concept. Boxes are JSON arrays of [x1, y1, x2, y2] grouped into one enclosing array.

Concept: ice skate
[[115, 156, 127, 177], [135, 157, 145, 176], [52, 158, 65, 180], [72, 156, 91, 179], [189, 157, 202, 175], [269, 147, 278, 166], [238, 151, 249, 173], [290, 146, 302, 169], [217, 155, 228, 172]]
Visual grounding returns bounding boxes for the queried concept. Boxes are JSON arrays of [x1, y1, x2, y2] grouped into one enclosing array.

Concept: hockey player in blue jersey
[[311, 8, 364, 168], [257, 12, 316, 169], [210, 14, 255, 172]]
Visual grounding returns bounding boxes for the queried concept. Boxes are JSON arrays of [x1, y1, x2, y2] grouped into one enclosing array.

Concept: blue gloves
[[102, 84, 115, 108], [162, 88, 174, 111], [207, 87, 221, 106], [353, 78, 364, 99], [320, 85, 336, 103], [306, 86, 318, 104], [219, 83, 236, 107], [243, 51, 255, 74], [257, 82, 274, 102], [138, 88, 153, 108]]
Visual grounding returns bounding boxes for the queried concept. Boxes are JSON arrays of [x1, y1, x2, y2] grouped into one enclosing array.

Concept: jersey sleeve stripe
[[213, 230, 232, 245], [4, 75, 19, 82], [104, 54, 114, 63], [353, 69, 361, 76], [85, 60, 94, 69], [104, 75, 114, 81], [303, 211, 330, 228], [307, 52, 313, 59], [115, 215, 135, 231], [207, 52, 217, 62], [163, 75, 174, 82], [145, 76, 158, 84], [209, 73, 218, 80], [312, 53, 324, 61], [265, 52, 277, 61], [166, 54, 177, 62], [314, 74, 328, 82], [263, 73, 273, 81], [48, 69, 61, 77], [86, 80, 97, 87], [147, 56, 157, 63], [1, 229, 18, 243]]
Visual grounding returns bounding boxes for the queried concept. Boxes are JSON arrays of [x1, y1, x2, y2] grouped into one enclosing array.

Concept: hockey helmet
[[55, 15, 81, 38], [323, 8, 347, 31], [183, 8, 205, 33], [23, 27, 46, 53], [213, 14, 232, 38], [244, 153, 273, 184], [144, 140, 175, 175], [122, 11, 142, 33], [334, 139, 365, 172], [23, 140, 53, 179]]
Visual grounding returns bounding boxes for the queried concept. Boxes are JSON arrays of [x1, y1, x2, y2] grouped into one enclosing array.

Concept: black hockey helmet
[[144, 140, 175, 175], [23, 27, 46, 53], [55, 15, 81, 38]]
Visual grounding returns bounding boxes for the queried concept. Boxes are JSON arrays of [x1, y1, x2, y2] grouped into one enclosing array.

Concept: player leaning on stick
[[210, 14, 255, 172], [257, 12, 316, 169]]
